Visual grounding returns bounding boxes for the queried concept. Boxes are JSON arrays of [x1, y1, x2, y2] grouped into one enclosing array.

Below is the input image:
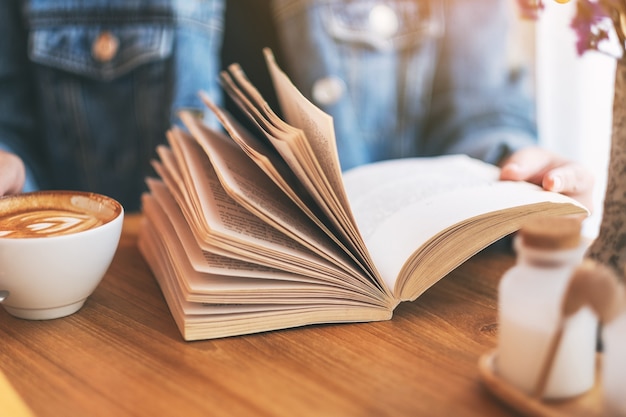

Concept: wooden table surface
[[0, 214, 598, 417]]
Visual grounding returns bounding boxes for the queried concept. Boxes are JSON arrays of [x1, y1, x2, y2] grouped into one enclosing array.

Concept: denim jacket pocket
[[25, 22, 176, 211], [29, 24, 173, 81]]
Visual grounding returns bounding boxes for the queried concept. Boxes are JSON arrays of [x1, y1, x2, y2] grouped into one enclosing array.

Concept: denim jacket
[[0, 0, 536, 212], [272, 0, 537, 170], [0, 0, 225, 211]]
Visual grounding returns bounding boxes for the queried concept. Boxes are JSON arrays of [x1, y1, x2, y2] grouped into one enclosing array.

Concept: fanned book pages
[[138, 48, 588, 341]]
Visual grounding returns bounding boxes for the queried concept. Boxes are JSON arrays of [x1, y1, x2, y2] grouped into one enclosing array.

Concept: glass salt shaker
[[496, 216, 597, 399]]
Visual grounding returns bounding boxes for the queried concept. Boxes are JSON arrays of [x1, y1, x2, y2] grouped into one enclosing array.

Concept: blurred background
[[510, 0, 614, 238]]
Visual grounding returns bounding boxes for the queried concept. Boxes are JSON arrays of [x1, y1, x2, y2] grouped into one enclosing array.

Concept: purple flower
[[515, 0, 625, 58], [570, 0, 612, 55]]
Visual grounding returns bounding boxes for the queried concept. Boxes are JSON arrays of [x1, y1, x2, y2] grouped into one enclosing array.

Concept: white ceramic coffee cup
[[0, 190, 124, 320]]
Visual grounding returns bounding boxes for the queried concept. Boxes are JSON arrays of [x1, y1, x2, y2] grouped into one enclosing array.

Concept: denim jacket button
[[368, 4, 399, 39], [312, 76, 345, 106], [92, 31, 120, 62]]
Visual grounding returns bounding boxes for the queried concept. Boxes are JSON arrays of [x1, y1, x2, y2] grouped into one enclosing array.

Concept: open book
[[138, 49, 587, 341]]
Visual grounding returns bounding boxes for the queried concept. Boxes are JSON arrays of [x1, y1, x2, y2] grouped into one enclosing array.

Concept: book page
[[197, 93, 321, 220], [175, 116, 383, 295], [219, 67, 345, 235], [158, 130, 361, 284], [146, 178, 308, 280], [142, 192, 385, 305], [143, 217, 384, 308], [262, 49, 345, 209], [194, 97, 367, 270], [343, 155, 588, 299], [221, 53, 387, 295]]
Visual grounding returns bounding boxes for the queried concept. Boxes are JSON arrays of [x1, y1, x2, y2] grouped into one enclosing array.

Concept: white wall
[[533, 1, 613, 238]]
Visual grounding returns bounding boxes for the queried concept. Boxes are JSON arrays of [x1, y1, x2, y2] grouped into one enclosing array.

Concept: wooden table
[[0, 214, 593, 417]]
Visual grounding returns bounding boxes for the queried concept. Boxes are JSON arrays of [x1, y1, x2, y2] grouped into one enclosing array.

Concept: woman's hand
[[499, 146, 595, 212]]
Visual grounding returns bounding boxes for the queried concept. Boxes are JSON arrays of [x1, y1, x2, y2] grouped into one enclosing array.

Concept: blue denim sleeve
[[423, 0, 538, 165], [0, 1, 44, 191]]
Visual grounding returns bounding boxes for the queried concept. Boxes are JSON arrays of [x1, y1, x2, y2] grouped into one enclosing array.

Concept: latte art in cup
[[0, 191, 121, 239], [0, 209, 104, 238]]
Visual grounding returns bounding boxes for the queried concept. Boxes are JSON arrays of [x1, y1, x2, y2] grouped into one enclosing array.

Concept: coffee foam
[[0, 191, 122, 239]]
